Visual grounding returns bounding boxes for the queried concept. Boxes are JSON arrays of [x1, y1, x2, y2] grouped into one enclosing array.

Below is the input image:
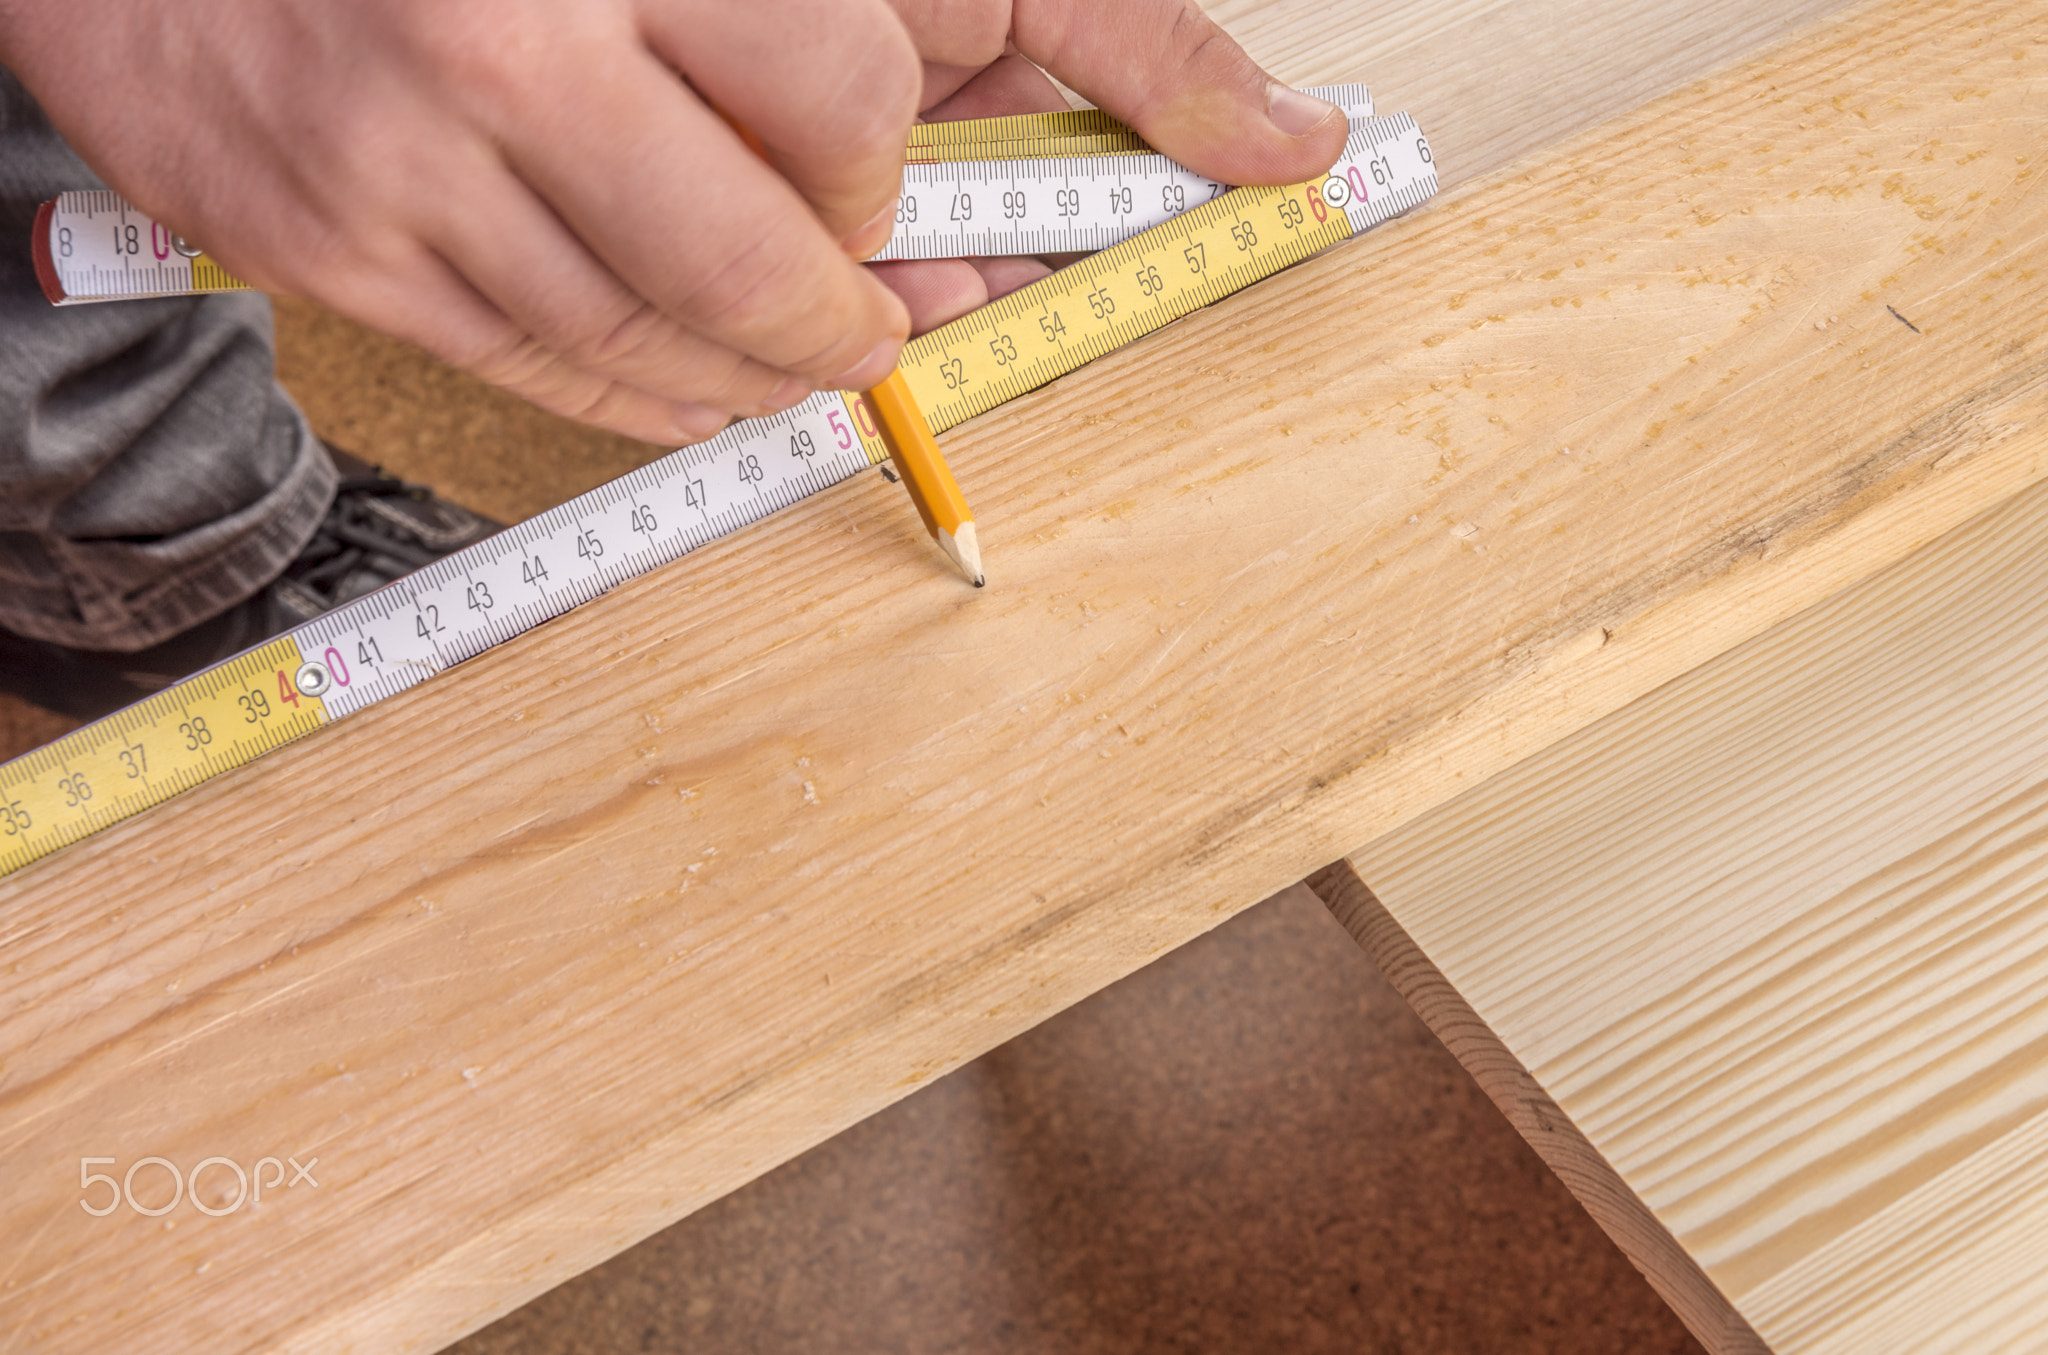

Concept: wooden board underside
[[1314, 860, 1775, 1355], [3, 0, 2043, 1349], [1341, 467, 2048, 1355]]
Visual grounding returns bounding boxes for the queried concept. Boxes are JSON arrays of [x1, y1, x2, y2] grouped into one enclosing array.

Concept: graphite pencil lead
[[939, 521, 984, 589]]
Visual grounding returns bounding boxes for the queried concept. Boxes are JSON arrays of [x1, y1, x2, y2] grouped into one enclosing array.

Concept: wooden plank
[[1212, 0, 1854, 190], [4, 0, 2044, 1348], [1333, 467, 2048, 1354]]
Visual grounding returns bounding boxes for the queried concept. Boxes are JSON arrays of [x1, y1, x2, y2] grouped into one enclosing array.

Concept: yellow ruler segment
[[907, 106, 1128, 149], [0, 636, 327, 875], [907, 130, 1151, 163], [190, 254, 250, 293], [903, 180, 1351, 432], [899, 107, 1423, 427]]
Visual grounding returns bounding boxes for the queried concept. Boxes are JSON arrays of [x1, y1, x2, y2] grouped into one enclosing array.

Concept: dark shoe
[[0, 447, 500, 723]]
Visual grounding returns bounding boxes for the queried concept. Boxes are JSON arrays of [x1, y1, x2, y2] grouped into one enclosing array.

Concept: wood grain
[[4, 0, 2045, 1349], [1340, 466, 2048, 1354], [1211, 0, 1855, 191]]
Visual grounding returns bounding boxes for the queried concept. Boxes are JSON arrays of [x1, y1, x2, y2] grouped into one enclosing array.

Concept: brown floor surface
[[448, 886, 1707, 1355], [2, 305, 1708, 1354]]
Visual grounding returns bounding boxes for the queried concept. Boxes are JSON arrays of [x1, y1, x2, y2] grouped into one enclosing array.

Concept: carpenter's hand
[[872, 0, 1350, 334], [0, 0, 923, 444], [0, 0, 1344, 446]]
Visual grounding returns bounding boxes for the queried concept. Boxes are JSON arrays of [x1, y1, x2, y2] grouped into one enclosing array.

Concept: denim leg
[[0, 66, 334, 652]]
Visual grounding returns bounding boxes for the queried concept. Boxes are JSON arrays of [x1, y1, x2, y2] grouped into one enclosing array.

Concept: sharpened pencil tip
[[939, 521, 984, 588]]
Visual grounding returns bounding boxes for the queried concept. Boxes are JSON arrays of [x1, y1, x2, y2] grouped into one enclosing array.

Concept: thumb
[[1012, 0, 1347, 186]]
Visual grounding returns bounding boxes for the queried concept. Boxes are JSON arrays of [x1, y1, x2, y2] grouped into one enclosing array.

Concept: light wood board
[[1336, 464, 2048, 1355], [1212, 0, 1853, 192], [3, 0, 2044, 1349]]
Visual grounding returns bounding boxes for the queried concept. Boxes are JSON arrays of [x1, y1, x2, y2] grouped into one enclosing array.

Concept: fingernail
[[843, 201, 897, 259], [673, 401, 730, 442], [830, 338, 902, 392], [736, 376, 811, 416], [1267, 82, 1339, 138], [761, 376, 812, 412]]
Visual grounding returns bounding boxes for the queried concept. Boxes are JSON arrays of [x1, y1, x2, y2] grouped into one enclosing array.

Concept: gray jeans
[[0, 67, 332, 652]]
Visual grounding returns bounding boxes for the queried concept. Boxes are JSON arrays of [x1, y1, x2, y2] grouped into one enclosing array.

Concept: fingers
[[1013, 0, 1347, 185], [867, 259, 988, 334], [642, 0, 921, 254], [919, 50, 1067, 122], [304, 241, 744, 444], [412, 140, 823, 421], [970, 256, 1054, 300], [502, 36, 909, 391], [886, 0, 1013, 67]]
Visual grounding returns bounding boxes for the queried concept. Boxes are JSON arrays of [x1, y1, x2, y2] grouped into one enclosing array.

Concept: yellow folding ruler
[[1, 98, 1435, 877]]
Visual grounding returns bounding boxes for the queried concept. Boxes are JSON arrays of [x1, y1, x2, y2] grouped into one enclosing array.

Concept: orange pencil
[[709, 101, 983, 586], [863, 370, 983, 586]]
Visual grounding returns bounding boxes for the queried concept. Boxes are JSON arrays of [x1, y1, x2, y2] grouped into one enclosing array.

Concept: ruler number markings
[[300, 391, 879, 722], [0, 636, 331, 872], [5, 107, 1430, 878], [899, 115, 1435, 431]]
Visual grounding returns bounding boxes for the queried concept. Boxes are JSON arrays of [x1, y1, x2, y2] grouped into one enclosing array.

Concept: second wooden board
[[1341, 465, 2048, 1355]]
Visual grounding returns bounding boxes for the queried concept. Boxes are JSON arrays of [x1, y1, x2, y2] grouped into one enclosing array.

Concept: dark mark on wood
[[1888, 305, 1923, 334]]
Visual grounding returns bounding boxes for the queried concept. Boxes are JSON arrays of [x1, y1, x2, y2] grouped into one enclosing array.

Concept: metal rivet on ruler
[[294, 661, 332, 697], [1321, 176, 1352, 208]]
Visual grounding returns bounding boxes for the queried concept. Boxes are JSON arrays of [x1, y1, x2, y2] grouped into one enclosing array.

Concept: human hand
[[0, 0, 925, 444], [869, 0, 1350, 335]]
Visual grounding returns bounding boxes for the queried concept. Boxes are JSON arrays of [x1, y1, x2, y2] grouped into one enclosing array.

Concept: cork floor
[[2, 302, 1708, 1355]]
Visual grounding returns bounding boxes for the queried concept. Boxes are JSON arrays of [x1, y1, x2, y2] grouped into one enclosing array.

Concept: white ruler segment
[[40, 86, 1374, 302], [38, 191, 226, 304], [874, 83, 1373, 261], [285, 391, 877, 716]]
